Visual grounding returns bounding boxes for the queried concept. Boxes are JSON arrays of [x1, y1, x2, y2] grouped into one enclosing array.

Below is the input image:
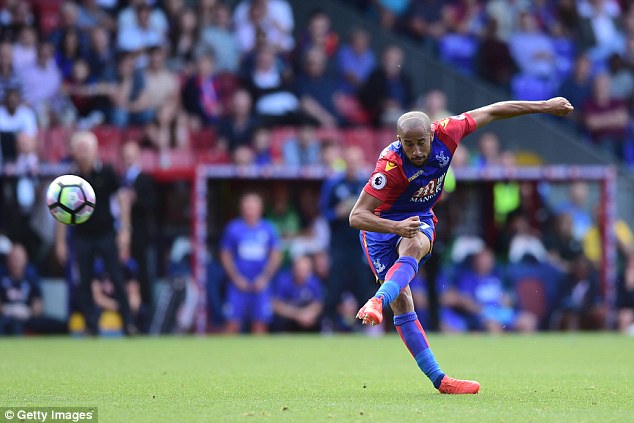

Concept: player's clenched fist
[[395, 216, 421, 238], [545, 97, 574, 116]]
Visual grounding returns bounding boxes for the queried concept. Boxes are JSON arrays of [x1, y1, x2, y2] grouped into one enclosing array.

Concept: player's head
[[396, 111, 433, 167], [70, 130, 99, 172], [240, 192, 264, 225]]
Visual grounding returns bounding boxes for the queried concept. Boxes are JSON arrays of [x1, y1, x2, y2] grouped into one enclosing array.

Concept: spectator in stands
[[558, 55, 593, 128], [168, 6, 198, 72], [606, 53, 634, 104], [220, 192, 282, 334], [475, 18, 516, 89], [252, 127, 275, 165], [471, 132, 502, 167], [582, 73, 629, 159], [12, 25, 37, 72], [282, 123, 321, 167], [266, 183, 301, 263], [358, 44, 413, 127], [49, 1, 89, 53], [373, 0, 410, 31], [143, 46, 179, 111], [402, 0, 447, 50], [55, 131, 135, 336], [319, 146, 374, 332], [419, 89, 451, 122], [117, 0, 168, 52], [440, 248, 537, 333], [91, 257, 145, 333], [577, 0, 625, 64], [290, 189, 330, 262], [485, 0, 530, 41], [182, 52, 223, 128], [508, 12, 556, 81], [55, 29, 86, 80], [544, 213, 584, 273], [296, 47, 341, 127], [85, 27, 115, 81], [272, 255, 324, 332], [337, 27, 375, 94], [242, 46, 303, 126], [199, 3, 240, 73], [0, 42, 20, 99], [77, 0, 114, 32], [320, 138, 345, 172], [233, 0, 295, 55], [142, 102, 189, 154], [553, 255, 604, 330], [504, 212, 549, 265], [105, 52, 153, 128], [65, 59, 108, 129], [217, 89, 258, 154], [298, 9, 339, 58], [557, 181, 594, 241], [121, 141, 157, 310], [232, 144, 256, 166], [0, 86, 37, 165], [0, 243, 66, 335], [19, 41, 66, 128]]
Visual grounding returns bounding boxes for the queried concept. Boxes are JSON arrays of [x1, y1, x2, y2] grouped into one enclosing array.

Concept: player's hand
[[252, 275, 270, 292], [545, 97, 574, 116], [395, 216, 421, 238], [234, 275, 250, 292]]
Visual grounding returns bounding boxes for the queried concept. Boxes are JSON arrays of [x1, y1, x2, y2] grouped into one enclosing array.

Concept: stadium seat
[[139, 149, 158, 171], [190, 128, 217, 151], [42, 127, 71, 163], [92, 125, 122, 150]]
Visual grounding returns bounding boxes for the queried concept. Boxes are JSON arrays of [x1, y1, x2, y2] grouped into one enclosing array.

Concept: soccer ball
[[46, 175, 96, 225]]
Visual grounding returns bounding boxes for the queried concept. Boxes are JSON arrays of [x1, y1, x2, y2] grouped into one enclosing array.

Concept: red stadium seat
[[42, 127, 70, 163], [139, 149, 158, 171], [92, 125, 122, 150], [515, 277, 548, 322], [190, 128, 217, 151]]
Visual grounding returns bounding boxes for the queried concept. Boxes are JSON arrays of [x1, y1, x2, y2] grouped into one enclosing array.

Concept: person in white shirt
[[0, 86, 37, 165]]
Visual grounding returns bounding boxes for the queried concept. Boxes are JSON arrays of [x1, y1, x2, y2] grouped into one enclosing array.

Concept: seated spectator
[[220, 192, 282, 334], [296, 47, 341, 127], [373, 0, 410, 31], [507, 214, 549, 265], [242, 46, 304, 126], [55, 29, 86, 80], [142, 102, 189, 153], [475, 18, 516, 89], [606, 53, 634, 104], [19, 41, 68, 127], [232, 145, 256, 166], [103, 52, 153, 127], [271, 255, 324, 332], [199, 3, 240, 73], [419, 89, 451, 122], [77, 0, 114, 32], [49, 1, 89, 53], [577, 0, 625, 64], [544, 213, 584, 273], [440, 248, 537, 333], [91, 257, 146, 334], [65, 58, 107, 128], [217, 89, 258, 154], [558, 55, 593, 128], [553, 255, 604, 330], [0, 42, 21, 103], [402, 0, 447, 50], [557, 181, 594, 241], [266, 183, 300, 263], [0, 244, 66, 335], [582, 73, 629, 160], [143, 46, 179, 111], [167, 6, 198, 72], [358, 45, 413, 127], [233, 0, 295, 55], [485, 0, 530, 42], [289, 189, 330, 261], [470, 132, 502, 167], [298, 9, 339, 58], [85, 26, 115, 80], [252, 127, 275, 165], [182, 52, 223, 128], [117, 0, 168, 52], [12, 25, 37, 72], [0, 86, 37, 165], [282, 123, 321, 167], [337, 28, 376, 94], [508, 12, 556, 80]]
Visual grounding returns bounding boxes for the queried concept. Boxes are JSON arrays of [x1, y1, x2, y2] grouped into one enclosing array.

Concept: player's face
[[398, 127, 434, 167]]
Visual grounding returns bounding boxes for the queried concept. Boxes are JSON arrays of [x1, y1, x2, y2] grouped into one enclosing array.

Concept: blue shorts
[[359, 217, 436, 280], [224, 285, 273, 323]]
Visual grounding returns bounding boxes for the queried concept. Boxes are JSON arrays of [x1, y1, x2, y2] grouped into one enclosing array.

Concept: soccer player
[[350, 97, 573, 394]]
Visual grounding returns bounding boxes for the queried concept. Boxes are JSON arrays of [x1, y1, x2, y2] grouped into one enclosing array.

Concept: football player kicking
[[350, 97, 573, 394]]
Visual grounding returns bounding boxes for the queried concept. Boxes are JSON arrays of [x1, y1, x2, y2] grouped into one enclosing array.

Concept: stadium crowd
[[1, 0, 634, 336]]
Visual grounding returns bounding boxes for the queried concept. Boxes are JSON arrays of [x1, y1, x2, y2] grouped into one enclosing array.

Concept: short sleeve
[[362, 156, 408, 202], [433, 113, 477, 153]]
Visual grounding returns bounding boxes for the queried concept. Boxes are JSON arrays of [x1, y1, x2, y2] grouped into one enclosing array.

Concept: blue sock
[[394, 312, 445, 389], [374, 256, 418, 308]]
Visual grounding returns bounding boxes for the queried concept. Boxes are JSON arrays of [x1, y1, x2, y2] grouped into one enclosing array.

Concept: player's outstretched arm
[[349, 191, 421, 239], [467, 97, 573, 129]]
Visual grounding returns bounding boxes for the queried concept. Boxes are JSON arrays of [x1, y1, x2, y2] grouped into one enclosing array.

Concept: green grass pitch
[[1, 334, 633, 422]]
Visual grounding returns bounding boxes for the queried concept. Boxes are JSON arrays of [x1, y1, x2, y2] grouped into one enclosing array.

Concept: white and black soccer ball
[[46, 175, 96, 225]]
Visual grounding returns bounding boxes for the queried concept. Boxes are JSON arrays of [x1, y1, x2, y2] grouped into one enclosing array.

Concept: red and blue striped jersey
[[363, 113, 477, 221]]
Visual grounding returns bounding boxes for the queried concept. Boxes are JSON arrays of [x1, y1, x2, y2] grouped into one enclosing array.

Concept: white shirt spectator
[[19, 59, 62, 108], [118, 5, 168, 38], [0, 104, 38, 137], [234, 0, 294, 54]]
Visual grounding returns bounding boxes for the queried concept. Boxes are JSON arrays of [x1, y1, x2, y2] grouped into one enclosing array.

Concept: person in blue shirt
[[220, 192, 282, 334], [272, 255, 324, 332]]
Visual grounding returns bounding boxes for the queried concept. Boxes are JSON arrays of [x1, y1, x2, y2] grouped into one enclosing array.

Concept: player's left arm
[[467, 97, 573, 129]]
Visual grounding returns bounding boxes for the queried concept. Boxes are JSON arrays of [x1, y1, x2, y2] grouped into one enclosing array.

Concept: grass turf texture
[[1, 334, 632, 422]]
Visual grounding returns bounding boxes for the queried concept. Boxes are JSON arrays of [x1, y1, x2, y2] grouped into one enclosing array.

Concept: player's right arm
[[467, 97, 573, 129], [349, 191, 422, 239]]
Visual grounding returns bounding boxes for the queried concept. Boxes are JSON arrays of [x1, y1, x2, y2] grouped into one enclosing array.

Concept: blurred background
[[1, 0, 634, 337]]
